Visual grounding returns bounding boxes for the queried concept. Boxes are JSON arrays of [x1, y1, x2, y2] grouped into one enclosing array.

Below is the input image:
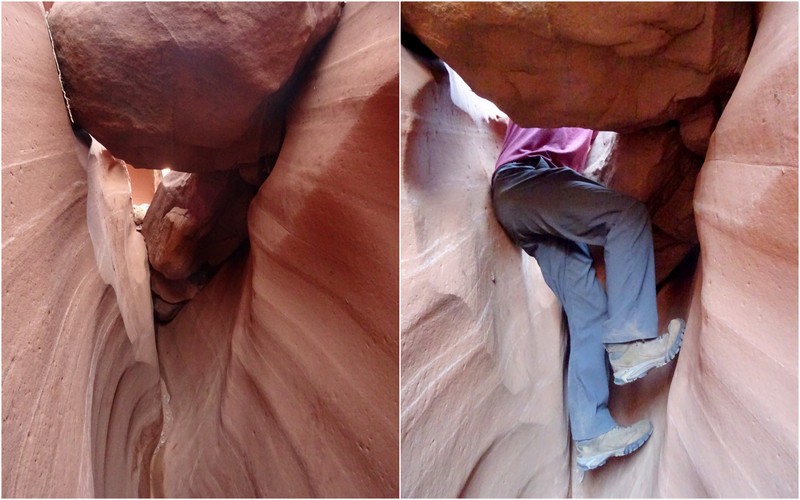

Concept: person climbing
[[490, 120, 686, 471]]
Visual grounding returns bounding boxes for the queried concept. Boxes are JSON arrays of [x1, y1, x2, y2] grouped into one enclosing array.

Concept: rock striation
[[659, 3, 798, 496], [400, 49, 569, 498], [402, 2, 752, 132], [400, 1, 797, 498], [47, 2, 342, 173], [80, 139, 158, 366], [5, 1, 399, 498], [2, 3, 161, 496], [154, 3, 400, 497]]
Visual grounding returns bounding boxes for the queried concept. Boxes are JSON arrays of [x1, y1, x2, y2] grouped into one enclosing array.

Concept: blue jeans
[[491, 157, 658, 441]]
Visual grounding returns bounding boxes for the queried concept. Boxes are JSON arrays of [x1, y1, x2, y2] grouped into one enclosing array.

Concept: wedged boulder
[[400, 49, 569, 498], [658, 3, 798, 496], [154, 3, 399, 496], [2, 3, 161, 496], [141, 168, 258, 320], [48, 2, 342, 172], [402, 2, 753, 131]]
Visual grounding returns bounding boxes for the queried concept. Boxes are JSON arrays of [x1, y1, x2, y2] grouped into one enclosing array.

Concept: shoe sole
[[613, 320, 686, 385], [576, 426, 653, 471]]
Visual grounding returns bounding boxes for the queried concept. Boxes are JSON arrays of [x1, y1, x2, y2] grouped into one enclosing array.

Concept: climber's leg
[[491, 158, 657, 344], [491, 158, 684, 386], [527, 236, 618, 441]]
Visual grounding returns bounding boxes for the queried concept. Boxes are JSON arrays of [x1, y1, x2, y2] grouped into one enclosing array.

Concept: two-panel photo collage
[[2, 1, 798, 498]]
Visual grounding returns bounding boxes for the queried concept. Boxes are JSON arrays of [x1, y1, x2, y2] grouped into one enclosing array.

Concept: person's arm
[[487, 111, 509, 139]]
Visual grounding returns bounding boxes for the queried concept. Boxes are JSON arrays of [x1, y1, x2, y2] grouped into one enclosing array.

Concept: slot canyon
[[400, 2, 797, 498], [3, 2, 398, 497]]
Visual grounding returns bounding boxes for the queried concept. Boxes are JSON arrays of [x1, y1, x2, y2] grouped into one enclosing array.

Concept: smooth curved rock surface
[[81, 140, 157, 366], [400, 49, 569, 498], [48, 2, 342, 172], [154, 3, 399, 496], [401, 3, 796, 497], [402, 2, 752, 131], [2, 3, 161, 496], [659, 3, 798, 496]]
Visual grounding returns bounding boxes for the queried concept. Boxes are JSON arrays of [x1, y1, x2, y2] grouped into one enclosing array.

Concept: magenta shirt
[[495, 122, 598, 173]]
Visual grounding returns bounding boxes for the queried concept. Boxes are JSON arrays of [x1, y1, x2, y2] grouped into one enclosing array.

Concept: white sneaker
[[606, 318, 686, 385], [575, 419, 653, 471]]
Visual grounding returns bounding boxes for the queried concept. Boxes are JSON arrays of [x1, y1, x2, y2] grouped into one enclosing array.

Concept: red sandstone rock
[[400, 49, 569, 497], [153, 3, 399, 496], [48, 2, 342, 172], [142, 169, 256, 280], [2, 3, 161, 496], [679, 102, 719, 156], [659, 3, 798, 496], [402, 2, 752, 131]]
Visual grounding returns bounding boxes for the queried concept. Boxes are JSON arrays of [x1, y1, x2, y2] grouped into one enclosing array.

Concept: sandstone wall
[[659, 3, 798, 496], [5, 2, 400, 497], [155, 3, 399, 496], [2, 3, 162, 496], [400, 49, 569, 498], [400, 2, 797, 497]]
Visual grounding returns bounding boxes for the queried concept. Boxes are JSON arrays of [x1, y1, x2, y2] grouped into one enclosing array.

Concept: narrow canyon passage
[[400, 2, 797, 497], [3, 2, 399, 497]]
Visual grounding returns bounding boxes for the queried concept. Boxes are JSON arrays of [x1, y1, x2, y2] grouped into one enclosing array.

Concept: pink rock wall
[[5, 2, 400, 497], [155, 3, 399, 496], [2, 3, 161, 496], [400, 50, 569, 497], [400, 2, 797, 497], [659, 3, 798, 496], [80, 140, 157, 366]]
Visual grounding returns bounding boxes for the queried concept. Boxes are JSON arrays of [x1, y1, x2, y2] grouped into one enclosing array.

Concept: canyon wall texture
[[658, 3, 798, 496], [2, 3, 162, 496], [401, 1, 797, 498], [5, 1, 399, 498], [48, 2, 346, 322], [401, 51, 569, 498], [155, 2, 400, 497]]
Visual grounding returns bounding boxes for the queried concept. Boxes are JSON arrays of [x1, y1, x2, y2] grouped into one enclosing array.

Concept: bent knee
[[619, 197, 651, 228]]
